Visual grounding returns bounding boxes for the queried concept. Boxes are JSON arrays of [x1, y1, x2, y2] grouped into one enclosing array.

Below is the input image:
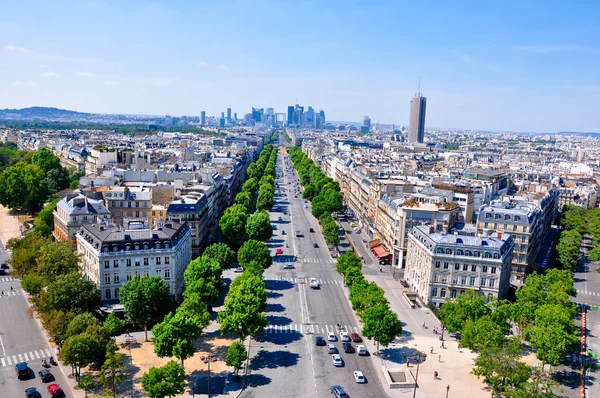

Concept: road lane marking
[[0, 358, 4, 366], [6, 356, 11, 365], [0, 335, 5, 357], [18, 354, 23, 362], [45, 349, 52, 357], [12, 355, 17, 364], [29, 352, 34, 360], [34, 351, 40, 359], [24, 353, 29, 361]]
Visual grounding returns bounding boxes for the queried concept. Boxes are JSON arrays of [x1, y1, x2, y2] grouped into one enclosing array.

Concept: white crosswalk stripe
[[23, 353, 29, 361], [263, 323, 360, 335], [0, 277, 15, 282], [0, 358, 4, 367], [1, 348, 59, 367]]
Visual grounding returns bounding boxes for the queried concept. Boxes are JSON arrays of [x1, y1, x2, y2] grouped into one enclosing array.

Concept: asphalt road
[[0, 240, 71, 398], [242, 146, 388, 398]]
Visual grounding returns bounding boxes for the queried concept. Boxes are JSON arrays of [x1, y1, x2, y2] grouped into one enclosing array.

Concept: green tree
[[99, 351, 127, 398], [218, 274, 268, 340], [118, 276, 172, 341], [6, 231, 49, 278], [40, 272, 100, 314], [203, 243, 236, 270], [59, 332, 104, 381], [344, 267, 364, 288], [559, 205, 586, 233], [349, 279, 388, 316], [461, 315, 505, 351], [184, 256, 223, 289], [246, 163, 263, 180], [152, 308, 208, 367], [21, 272, 46, 301], [36, 241, 81, 282], [0, 162, 47, 212], [529, 304, 579, 369], [237, 239, 272, 270], [103, 313, 125, 336], [66, 312, 100, 339], [226, 340, 248, 377], [141, 361, 187, 398], [33, 198, 59, 236], [31, 147, 61, 173], [555, 229, 582, 272], [40, 310, 75, 346], [183, 278, 219, 309], [438, 289, 490, 333], [361, 303, 403, 354], [234, 191, 253, 211], [246, 210, 273, 241], [219, 204, 248, 245], [77, 373, 96, 398], [336, 251, 362, 278], [256, 189, 274, 211], [242, 177, 259, 195]]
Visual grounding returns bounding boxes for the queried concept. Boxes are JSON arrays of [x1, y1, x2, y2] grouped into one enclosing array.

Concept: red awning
[[372, 245, 389, 259]]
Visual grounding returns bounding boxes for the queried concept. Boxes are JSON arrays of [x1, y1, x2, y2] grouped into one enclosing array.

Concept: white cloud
[[196, 61, 208, 67], [76, 71, 97, 78], [42, 71, 59, 77], [13, 81, 36, 87], [4, 44, 29, 52], [514, 45, 584, 53], [218, 64, 230, 71], [104, 80, 118, 86]]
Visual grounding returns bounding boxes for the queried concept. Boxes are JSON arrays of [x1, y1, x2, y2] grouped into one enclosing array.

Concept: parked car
[[330, 385, 348, 398], [327, 344, 337, 354], [331, 354, 343, 367], [315, 336, 325, 346], [400, 280, 409, 288], [351, 333, 362, 342], [356, 345, 368, 355], [313, 243, 319, 248], [234, 267, 244, 273], [309, 227, 314, 232], [353, 371, 366, 383], [275, 248, 283, 255], [283, 264, 294, 269]]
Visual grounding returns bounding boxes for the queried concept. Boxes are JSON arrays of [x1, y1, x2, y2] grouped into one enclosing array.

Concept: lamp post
[[446, 384, 450, 398], [411, 354, 421, 398], [104, 368, 123, 398]]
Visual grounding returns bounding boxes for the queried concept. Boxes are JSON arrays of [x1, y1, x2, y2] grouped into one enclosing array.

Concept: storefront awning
[[373, 245, 390, 259], [369, 239, 381, 248]]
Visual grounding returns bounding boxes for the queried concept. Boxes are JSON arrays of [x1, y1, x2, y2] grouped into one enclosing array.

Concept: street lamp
[[446, 385, 450, 398], [104, 368, 123, 398], [411, 354, 421, 398]]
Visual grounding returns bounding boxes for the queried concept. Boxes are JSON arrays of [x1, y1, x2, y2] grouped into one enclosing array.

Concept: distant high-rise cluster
[[408, 94, 427, 144], [199, 105, 326, 128]]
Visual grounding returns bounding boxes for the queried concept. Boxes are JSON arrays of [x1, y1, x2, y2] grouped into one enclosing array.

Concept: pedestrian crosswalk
[[275, 277, 343, 285], [299, 258, 336, 264], [0, 276, 16, 283], [264, 324, 361, 335], [577, 289, 599, 297], [0, 347, 59, 367], [0, 289, 21, 297]]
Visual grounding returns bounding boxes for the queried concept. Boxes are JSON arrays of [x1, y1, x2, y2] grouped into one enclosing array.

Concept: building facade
[[53, 193, 111, 244], [408, 95, 427, 144], [100, 186, 153, 226]]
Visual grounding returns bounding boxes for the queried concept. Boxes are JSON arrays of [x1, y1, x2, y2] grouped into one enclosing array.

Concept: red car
[[47, 384, 64, 397], [275, 248, 283, 255], [351, 333, 362, 342]]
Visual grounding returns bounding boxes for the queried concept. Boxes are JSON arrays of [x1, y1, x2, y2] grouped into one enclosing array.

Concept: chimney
[[497, 232, 502, 240], [429, 226, 435, 234]]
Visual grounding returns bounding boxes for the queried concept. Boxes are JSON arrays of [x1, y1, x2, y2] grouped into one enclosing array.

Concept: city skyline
[[1, 1, 599, 132]]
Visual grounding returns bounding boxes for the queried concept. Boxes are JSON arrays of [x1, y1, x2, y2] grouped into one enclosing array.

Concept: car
[[283, 264, 294, 269], [309, 227, 315, 233], [313, 243, 319, 248], [0, 263, 8, 269], [15, 362, 30, 380], [351, 333, 362, 342], [24, 388, 40, 398], [275, 248, 284, 255], [309, 278, 319, 289], [331, 354, 343, 367], [340, 331, 350, 342], [38, 369, 54, 382], [234, 267, 244, 273], [349, 222, 356, 227], [304, 205, 308, 208], [330, 385, 349, 398], [400, 280, 409, 288], [0, 268, 7, 275], [272, 225, 278, 230], [278, 216, 282, 221], [327, 332, 336, 341], [356, 344, 368, 355], [315, 336, 325, 346], [46, 384, 64, 397], [343, 342, 354, 353], [327, 344, 337, 354], [353, 371, 366, 383]]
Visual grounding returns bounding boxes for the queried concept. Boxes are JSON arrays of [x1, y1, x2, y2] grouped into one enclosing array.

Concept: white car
[[356, 345, 367, 356], [331, 354, 343, 367], [328, 332, 336, 341], [283, 264, 294, 269], [353, 371, 366, 383], [234, 267, 244, 273], [309, 278, 319, 289], [340, 331, 350, 342]]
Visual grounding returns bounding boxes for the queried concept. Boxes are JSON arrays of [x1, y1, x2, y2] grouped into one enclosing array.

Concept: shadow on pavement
[[255, 330, 303, 345], [266, 315, 293, 324], [394, 329, 414, 344], [250, 350, 300, 370], [245, 373, 273, 388], [265, 279, 294, 291], [267, 291, 283, 299], [192, 369, 228, 395], [266, 303, 286, 313], [553, 367, 589, 390]]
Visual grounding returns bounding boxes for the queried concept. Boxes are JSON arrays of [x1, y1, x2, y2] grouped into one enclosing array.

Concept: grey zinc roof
[[58, 194, 111, 216], [412, 225, 509, 249]]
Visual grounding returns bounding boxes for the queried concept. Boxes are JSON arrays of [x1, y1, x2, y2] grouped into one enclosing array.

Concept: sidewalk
[[0, 204, 23, 245]]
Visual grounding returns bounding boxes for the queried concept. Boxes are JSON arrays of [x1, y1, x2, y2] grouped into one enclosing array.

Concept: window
[[126, 259, 132, 267], [135, 259, 140, 267], [114, 273, 120, 283], [446, 249, 452, 255], [460, 277, 466, 285], [164, 242, 170, 249], [144, 270, 149, 277], [134, 244, 140, 250], [489, 279, 496, 287], [156, 257, 161, 265], [491, 267, 497, 274], [113, 260, 119, 268], [433, 274, 438, 282], [452, 277, 458, 284], [136, 202, 139, 208], [484, 221, 489, 228], [462, 264, 468, 271], [484, 252, 491, 258], [164, 269, 171, 280], [471, 265, 477, 272], [135, 270, 140, 278], [144, 243, 149, 249], [102, 246, 109, 253], [125, 245, 131, 251], [441, 274, 448, 282], [156, 243, 161, 249], [474, 251, 480, 257], [481, 278, 486, 287], [165, 257, 170, 265], [113, 246, 118, 252], [135, 211, 140, 218], [469, 277, 476, 286], [454, 263, 460, 270], [482, 265, 488, 273], [494, 253, 500, 259], [451, 289, 457, 298], [144, 258, 149, 266], [513, 224, 518, 231], [443, 262, 449, 269], [115, 288, 119, 298], [456, 250, 463, 256], [105, 289, 111, 300], [104, 260, 110, 269], [440, 288, 446, 298], [435, 261, 441, 269], [126, 272, 132, 281], [432, 287, 438, 297], [104, 274, 111, 284]]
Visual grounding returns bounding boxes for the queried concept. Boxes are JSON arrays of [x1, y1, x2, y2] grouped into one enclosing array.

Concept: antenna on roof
[[418, 77, 421, 97]]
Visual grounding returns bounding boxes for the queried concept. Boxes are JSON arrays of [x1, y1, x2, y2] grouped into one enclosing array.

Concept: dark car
[[0, 268, 7, 275], [38, 369, 53, 382], [15, 362, 30, 380], [0, 262, 9, 269], [330, 385, 348, 398], [351, 333, 362, 342], [315, 336, 325, 346], [400, 280, 409, 288], [24, 388, 40, 398], [343, 342, 354, 353], [313, 243, 319, 248], [309, 228, 315, 233]]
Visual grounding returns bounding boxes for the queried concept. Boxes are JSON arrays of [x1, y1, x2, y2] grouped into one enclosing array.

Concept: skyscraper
[[362, 116, 371, 129], [287, 106, 294, 126], [408, 95, 427, 144], [227, 108, 232, 122], [200, 111, 206, 126], [293, 104, 304, 126], [319, 110, 326, 125]]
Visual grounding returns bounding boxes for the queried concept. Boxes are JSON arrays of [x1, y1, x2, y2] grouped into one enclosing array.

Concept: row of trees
[[0, 147, 82, 213], [558, 204, 600, 264], [287, 147, 343, 244], [335, 252, 403, 353], [437, 269, 578, 396]]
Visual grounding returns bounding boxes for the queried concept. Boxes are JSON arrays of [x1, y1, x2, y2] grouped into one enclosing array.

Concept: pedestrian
[[434, 371, 438, 379], [440, 340, 445, 349], [0, 290, 3, 296], [430, 346, 433, 354], [438, 354, 441, 362]]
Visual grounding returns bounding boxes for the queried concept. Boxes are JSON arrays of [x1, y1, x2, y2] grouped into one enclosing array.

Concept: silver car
[[331, 354, 343, 367]]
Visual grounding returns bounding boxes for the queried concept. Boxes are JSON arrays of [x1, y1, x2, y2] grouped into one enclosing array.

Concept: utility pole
[[412, 354, 421, 398]]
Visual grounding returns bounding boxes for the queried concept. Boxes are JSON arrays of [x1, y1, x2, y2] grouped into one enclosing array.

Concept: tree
[[242, 177, 259, 195], [559, 205, 586, 233], [234, 191, 253, 211], [141, 361, 187, 398], [349, 279, 388, 316], [184, 256, 223, 289], [361, 304, 403, 354], [336, 252, 362, 278], [21, 272, 46, 301], [237, 239, 272, 270], [77, 373, 96, 398], [33, 198, 60, 236], [66, 312, 101, 339], [32, 148, 61, 173], [529, 304, 578, 368], [344, 267, 364, 288], [119, 276, 172, 341], [247, 163, 263, 180], [152, 308, 208, 367], [246, 210, 273, 241], [219, 204, 248, 245], [203, 243, 236, 270], [6, 231, 49, 278], [461, 315, 505, 351], [183, 278, 219, 309], [218, 274, 268, 340], [226, 340, 248, 377], [438, 289, 490, 333], [40, 272, 101, 314], [59, 332, 104, 381], [36, 241, 81, 282], [256, 189, 275, 211], [555, 229, 582, 272], [0, 162, 47, 212], [99, 351, 127, 398], [40, 310, 75, 346]]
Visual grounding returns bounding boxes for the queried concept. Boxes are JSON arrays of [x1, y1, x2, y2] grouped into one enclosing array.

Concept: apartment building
[[77, 220, 192, 302], [85, 147, 118, 175], [99, 186, 152, 226], [166, 194, 209, 257], [53, 193, 111, 244], [406, 225, 514, 308]]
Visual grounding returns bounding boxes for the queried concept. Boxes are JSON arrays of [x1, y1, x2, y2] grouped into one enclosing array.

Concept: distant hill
[[0, 106, 91, 121], [557, 131, 600, 137]]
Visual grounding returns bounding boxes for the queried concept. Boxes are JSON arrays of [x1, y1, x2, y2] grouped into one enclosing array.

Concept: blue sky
[[1, 0, 599, 132]]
